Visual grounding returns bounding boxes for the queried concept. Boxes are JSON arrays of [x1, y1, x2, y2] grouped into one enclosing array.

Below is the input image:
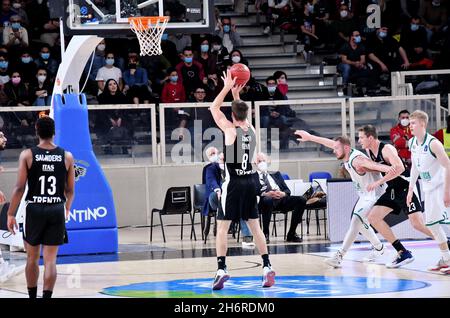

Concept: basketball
[[230, 63, 251, 86]]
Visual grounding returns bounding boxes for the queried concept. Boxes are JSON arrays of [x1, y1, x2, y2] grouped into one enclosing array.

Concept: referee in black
[[7, 116, 75, 299]]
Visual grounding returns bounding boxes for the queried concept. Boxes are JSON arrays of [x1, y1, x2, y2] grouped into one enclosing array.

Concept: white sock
[[441, 249, 450, 262], [358, 221, 383, 250], [341, 217, 361, 256]]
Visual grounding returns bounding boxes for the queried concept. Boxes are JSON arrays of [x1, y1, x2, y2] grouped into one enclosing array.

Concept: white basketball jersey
[[344, 149, 386, 198], [409, 133, 444, 192]]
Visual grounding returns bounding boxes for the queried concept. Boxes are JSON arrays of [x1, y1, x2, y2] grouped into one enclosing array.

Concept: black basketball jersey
[[26, 146, 67, 204], [368, 142, 409, 189], [224, 126, 256, 178]]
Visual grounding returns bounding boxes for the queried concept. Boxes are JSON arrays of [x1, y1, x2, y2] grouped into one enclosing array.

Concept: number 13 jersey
[[26, 146, 67, 204]]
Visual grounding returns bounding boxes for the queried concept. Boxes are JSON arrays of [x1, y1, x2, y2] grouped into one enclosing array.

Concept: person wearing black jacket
[[254, 152, 305, 243]]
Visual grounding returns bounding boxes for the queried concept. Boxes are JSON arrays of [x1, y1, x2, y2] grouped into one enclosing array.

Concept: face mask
[[209, 154, 219, 163], [184, 57, 193, 63], [0, 61, 8, 69], [97, 44, 105, 51], [105, 58, 114, 65], [278, 78, 286, 84], [37, 75, 46, 82], [410, 24, 419, 32], [213, 44, 221, 51], [21, 56, 31, 64], [12, 3, 21, 9], [161, 33, 168, 41], [11, 22, 21, 29], [170, 75, 178, 82], [400, 119, 410, 127], [41, 52, 50, 60], [231, 56, 241, 63], [12, 77, 21, 84], [258, 161, 268, 172], [432, 0, 440, 6], [307, 3, 314, 13], [340, 10, 348, 18], [268, 86, 276, 93], [201, 44, 209, 53], [378, 31, 387, 38], [354, 35, 361, 43], [219, 163, 224, 170], [223, 25, 231, 33]]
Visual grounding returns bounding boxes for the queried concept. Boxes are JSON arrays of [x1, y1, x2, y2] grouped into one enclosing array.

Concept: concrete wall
[[1, 159, 340, 227]]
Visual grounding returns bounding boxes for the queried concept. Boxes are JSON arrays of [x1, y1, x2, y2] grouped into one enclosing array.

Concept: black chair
[[271, 210, 289, 240], [150, 186, 196, 243], [192, 184, 206, 241], [306, 173, 331, 239]]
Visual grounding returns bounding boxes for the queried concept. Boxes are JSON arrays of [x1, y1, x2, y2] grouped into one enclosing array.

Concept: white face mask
[[231, 56, 241, 63], [340, 10, 348, 18], [258, 161, 268, 172], [400, 119, 410, 127], [97, 44, 106, 51], [209, 154, 219, 163], [219, 163, 224, 170], [37, 75, 46, 83]]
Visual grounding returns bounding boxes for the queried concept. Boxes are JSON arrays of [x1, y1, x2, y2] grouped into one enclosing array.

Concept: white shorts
[[424, 186, 450, 226], [352, 196, 378, 228]]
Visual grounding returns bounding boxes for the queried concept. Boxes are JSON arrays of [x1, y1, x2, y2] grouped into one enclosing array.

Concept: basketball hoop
[[128, 16, 169, 56]]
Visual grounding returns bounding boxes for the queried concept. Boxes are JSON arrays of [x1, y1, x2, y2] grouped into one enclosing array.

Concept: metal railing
[[391, 69, 450, 96]]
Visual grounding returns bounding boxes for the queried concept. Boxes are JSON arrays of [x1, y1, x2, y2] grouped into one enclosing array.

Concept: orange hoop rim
[[128, 16, 169, 29]]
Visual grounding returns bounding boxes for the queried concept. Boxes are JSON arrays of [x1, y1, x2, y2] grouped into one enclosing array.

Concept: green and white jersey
[[344, 149, 385, 198], [409, 133, 444, 192]]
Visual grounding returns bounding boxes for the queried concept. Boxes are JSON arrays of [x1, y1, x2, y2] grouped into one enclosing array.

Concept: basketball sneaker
[[428, 258, 450, 272], [324, 251, 343, 268], [212, 269, 230, 290], [386, 250, 414, 268], [262, 266, 275, 288], [362, 244, 385, 262], [0, 262, 25, 283], [241, 236, 255, 249]]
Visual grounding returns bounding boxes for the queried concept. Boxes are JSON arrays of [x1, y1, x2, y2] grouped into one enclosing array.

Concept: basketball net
[[128, 16, 169, 56]]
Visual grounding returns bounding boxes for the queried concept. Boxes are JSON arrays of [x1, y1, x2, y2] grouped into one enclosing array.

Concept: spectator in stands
[[433, 115, 450, 154], [97, 79, 129, 105], [3, 15, 28, 50], [161, 33, 179, 67], [30, 68, 52, 106], [400, 16, 430, 67], [203, 147, 255, 247], [215, 16, 243, 52], [168, 32, 192, 54], [332, 4, 358, 49], [390, 109, 413, 170], [273, 70, 289, 98], [0, 0, 15, 25], [205, 72, 222, 101], [96, 51, 123, 95], [229, 49, 249, 67], [175, 46, 205, 98], [40, 18, 59, 47], [210, 35, 229, 74], [16, 49, 36, 85], [420, 0, 448, 45], [84, 40, 107, 96], [314, 0, 333, 46], [196, 38, 217, 76], [24, 0, 47, 40], [123, 51, 152, 104], [35, 45, 58, 78], [337, 30, 370, 92], [294, 0, 321, 56], [160, 67, 186, 103], [260, 0, 291, 35], [11, 0, 28, 27], [4, 70, 29, 106], [255, 152, 305, 243], [240, 72, 268, 102], [0, 53, 10, 86], [186, 85, 216, 131], [400, 0, 422, 22], [366, 26, 410, 91]]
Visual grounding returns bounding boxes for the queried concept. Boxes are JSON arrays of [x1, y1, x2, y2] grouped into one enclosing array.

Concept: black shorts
[[375, 186, 422, 215], [218, 175, 259, 221], [24, 203, 68, 246]]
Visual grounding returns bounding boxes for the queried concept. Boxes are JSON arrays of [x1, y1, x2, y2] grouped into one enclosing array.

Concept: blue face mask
[[161, 33, 168, 41], [41, 52, 50, 60], [21, 56, 32, 64], [105, 58, 114, 65], [379, 31, 387, 38], [201, 44, 209, 53], [11, 22, 21, 29], [268, 86, 276, 93], [354, 36, 361, 43], [223, 25, 230, 33], [411, 23, 419, 32], [170, 75, 178, 82], [0, 61, 8, 69], [184, 57, 193, 63]]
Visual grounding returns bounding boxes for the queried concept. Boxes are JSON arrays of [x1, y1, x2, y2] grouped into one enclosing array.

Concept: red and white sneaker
[[262, 266, 275, 288], [440, 266, 450, 275], [212, 269, 230, 290], [427, 257, 450, 272]]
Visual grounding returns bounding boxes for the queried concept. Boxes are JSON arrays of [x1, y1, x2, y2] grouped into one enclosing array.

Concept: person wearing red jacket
[[390, 109, 413, 170], [161, 68, 186, 103]]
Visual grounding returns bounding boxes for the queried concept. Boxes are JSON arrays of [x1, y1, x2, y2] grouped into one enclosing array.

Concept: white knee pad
[[428, 223, 448, 245]]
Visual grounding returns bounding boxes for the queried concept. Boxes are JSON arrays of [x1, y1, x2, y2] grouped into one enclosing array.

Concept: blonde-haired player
[[407, 110, 450, 274]]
